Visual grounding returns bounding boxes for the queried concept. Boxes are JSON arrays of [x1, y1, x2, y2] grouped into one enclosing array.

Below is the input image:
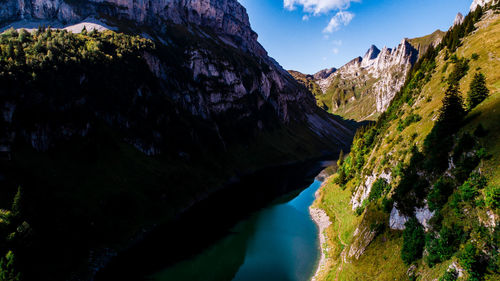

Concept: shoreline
[[309, 182, 332, 281], [92, 159, 328, 280]]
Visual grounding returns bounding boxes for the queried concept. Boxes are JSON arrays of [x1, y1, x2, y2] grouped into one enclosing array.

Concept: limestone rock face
[[0, 0, 266, 55], [454, 12, 465, 26], [360, 45, 380, 68], [313, 67, 336, 80], [0, 0, 353, 155], [315, 38, 419, 117], [470, 0, 496, 11], [389, 205, 435, 231], [291, 28, 446, 121], [351, 170, 392, 211], [389, 206, 408, 230]]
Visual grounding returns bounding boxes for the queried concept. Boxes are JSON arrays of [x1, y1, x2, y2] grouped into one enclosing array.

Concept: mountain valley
[[0, 0, 498, 281]]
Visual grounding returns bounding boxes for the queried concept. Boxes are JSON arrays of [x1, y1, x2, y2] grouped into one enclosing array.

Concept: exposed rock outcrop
[[290, 31, 444, 121], [360, 45, 381, 68], [351, 170, 392, 211], [471, 0, 496, 11], [313, 67, 336, 80], [0, 0, 266, 56], [320, 38, 419, 115], [0, 0, 354, 155], [389, 205, 434, 231], [0, 2, 354, 279], [454, 12, 465, 26], [348, 224, 376, 260]]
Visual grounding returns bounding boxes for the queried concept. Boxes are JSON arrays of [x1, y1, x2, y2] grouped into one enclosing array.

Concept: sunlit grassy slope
[[290, 31, 446, 122], [314, 9, 500, 281]]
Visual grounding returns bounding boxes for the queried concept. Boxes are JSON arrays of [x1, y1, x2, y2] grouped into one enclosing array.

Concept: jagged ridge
[[0, 1, 355, 280]]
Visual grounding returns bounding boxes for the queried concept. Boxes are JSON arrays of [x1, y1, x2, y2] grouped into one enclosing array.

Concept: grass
[[314, 178, 409, 281], [312, 179, 361, 280], [339, 231, 407, 281], [294, 29, 447, 123], [5, 112, 341, 280], [289, 69, 382, 121], [314, 11, 500, 281], [462, 91, 500, 186], [456, 11, 500, 186], [321, 73, 381, 121], [408, 29, 446, 52], [0, 23, 353, 279]]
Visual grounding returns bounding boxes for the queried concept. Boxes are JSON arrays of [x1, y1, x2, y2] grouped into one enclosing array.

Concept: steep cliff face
[[0, 0, 352, 153], [471, 0, 497, 11], [301, 37, 425, 121], [0, 1, 353, 280], [454, 12, 465, 26], [291, 30, 446, 121], [313, 6, 500, 280], [0, 0, 266, 55]]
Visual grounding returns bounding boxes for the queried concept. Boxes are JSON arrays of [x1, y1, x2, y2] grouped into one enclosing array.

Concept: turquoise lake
[[95, 161, 331, 281], [151, 180, 322, 281]]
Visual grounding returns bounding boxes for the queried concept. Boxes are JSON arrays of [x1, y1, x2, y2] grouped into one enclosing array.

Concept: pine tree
[[337, 150, 344, 167], [437, 84, 466, 134], [466, 19, 475, 33], [473, 5, 483, 22], [11, 187, 23, 220], [6, 41, 14, 59], [18, 29, 29, 43], [0, 251, 21, 281], [401, 217, 425, 265], [467, 72, 489, 110]]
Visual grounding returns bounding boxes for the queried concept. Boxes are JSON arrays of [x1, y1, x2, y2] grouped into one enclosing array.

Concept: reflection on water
[[96, 161, 332, 281], [153, 180, 322, 281]]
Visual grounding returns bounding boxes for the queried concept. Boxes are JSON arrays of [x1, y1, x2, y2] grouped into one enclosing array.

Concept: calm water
[[96, 161, 332, 281], [151, 180, 322, 281]]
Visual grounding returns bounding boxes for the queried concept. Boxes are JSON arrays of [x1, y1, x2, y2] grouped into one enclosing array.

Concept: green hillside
[[290, 31, 446, 122], [0, 26, 351, 280], [288, 71, 324, 100], [315, 4, 500, 281], [409, 29, 447, 56]]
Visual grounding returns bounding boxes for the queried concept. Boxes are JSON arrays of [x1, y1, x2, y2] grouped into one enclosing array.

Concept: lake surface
[[152, 180, 322, 281], [96, 161, 331, 281]]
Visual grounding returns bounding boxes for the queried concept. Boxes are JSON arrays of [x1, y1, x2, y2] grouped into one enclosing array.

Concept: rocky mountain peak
[[454, 12, 465, 26], [0, 0, 353, 155], [360, 45, 381, 68], [470, 0, 496, 11], [313, 68, 337, 80], [364, 45, 381, 60], [293, 29, 441, 121], [345, 57, 363, 68], [0, 0, 267, 56]]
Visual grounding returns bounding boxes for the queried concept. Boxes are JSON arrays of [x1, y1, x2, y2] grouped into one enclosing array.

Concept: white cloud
[[323, 11, 354, 33], [284, 0, 358, 15], [332, 48, 339, 54], [332, 39, 342, 46], [302, 15, 310, 21]]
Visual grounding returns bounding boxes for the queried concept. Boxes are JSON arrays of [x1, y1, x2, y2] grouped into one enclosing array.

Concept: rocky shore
[[310, 187, 332, 281]]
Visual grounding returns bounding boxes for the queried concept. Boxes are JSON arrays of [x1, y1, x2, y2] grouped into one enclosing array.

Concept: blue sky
[[239, 0, 472, 74]]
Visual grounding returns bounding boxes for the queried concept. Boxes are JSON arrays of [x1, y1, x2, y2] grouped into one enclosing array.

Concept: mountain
[[454, 12, 465, 26], [314, 67, 337, 80], [291, 30, 445, 121], [288, 70, 325, 97], [313, 2, 499, 280], [0, 0, 354, 279], [471, 0, 496, 10]]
